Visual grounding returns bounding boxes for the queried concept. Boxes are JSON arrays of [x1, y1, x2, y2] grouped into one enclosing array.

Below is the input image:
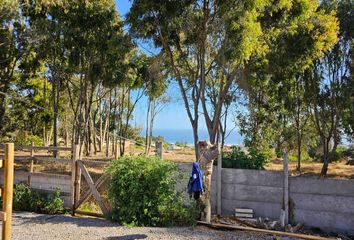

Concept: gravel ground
[[3, 212, 281, 240]]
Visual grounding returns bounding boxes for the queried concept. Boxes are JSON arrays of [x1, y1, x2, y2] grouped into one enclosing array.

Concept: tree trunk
[[197, 141, 219, 223], [52, 76, 59, 157], [321, 137, 329, 175], [296, 132, 301, 171], [145, 99, 151, 154], [0, 87, 7, 135]]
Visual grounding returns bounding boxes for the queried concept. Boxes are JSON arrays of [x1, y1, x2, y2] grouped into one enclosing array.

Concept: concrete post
[[155, 141, 163, 159], [283, 152, 289, 225], [217, 143, 222, 215]]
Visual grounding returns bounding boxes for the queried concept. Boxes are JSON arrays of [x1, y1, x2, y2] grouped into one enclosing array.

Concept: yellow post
[[2, 143, 14, 240]]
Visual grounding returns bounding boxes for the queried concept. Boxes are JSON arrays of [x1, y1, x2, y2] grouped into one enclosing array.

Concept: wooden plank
[[71, 144, 79, 215], [235, 213, 253, 218], [78, 160, 108, 216], [75, 210, 104, 218], [197, 221, 334, 240], [81, 159, 109, 166], [74, 159, 81, 211], [30, 172, 71, 180], [75, 173, 108, 209], [3, 143, 14, 240], [14, 156, 71, 164], [0, 144, 72, 151]]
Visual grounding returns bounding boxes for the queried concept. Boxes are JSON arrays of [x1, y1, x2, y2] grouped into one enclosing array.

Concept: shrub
[[43, 188, 65, 214], [222, 146, 268, 170], [13, 183, 32, 211], [12, 183, 65, 214], [107, 155, 197, 226], [15, 132, 43, 146]]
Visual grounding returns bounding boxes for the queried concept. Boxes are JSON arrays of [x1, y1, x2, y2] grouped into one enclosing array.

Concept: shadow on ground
[[13, 212, 118, 228], [105, 234, 148, 240]]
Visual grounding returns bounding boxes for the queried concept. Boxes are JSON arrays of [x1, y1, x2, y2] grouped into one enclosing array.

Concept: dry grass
[[266, 158, 354, 179], [3, 146, 353, 179]]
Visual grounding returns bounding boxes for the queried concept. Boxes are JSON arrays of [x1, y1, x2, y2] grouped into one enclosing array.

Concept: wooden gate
[[0, 143, 14, 240], [71, 146, 109, 217]]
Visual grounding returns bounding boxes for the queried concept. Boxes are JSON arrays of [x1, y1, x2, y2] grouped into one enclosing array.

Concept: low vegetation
[[12, 183, 65, 214], [106, 155, 197, 226], [221, 146, 269, 170]]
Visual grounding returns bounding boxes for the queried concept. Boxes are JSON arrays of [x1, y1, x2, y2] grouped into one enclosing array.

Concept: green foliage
[[14, 132, 43, 146], [175, 141, 188, 147], [107, 155, 197, 226], [222, 146, 269, 170], [13, 183, 32, 211], [12, 183, 65, 214], [43, 188, 65, 214]]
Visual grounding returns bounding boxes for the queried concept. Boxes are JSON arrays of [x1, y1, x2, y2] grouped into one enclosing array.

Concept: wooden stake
[[283, 152, 289, 225], [71, 144, 79, 215], [2, 143, 14, 240], [28, 142, 34, 187], [114, 144, 119, 160]]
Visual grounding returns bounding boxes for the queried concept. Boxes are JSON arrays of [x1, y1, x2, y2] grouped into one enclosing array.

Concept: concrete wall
[[3, 165, 354, 235], [206, 167, 354, 235], [0, 170, 71, 207]]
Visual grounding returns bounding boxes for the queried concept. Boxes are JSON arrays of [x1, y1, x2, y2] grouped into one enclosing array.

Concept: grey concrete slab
[[291, 193, 354, 214], [222, 184, 283, 204], [290, 177, 354, 197], [221, 199, 282, 219], [294, 208, 354, 235], [221, 168, 283, 187]]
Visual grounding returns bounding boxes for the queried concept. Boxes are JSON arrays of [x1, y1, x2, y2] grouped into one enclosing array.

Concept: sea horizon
[[140, 128, 244, 146]]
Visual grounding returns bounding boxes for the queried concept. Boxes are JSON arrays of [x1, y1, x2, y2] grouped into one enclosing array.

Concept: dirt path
[[5, 212, 279, 240]]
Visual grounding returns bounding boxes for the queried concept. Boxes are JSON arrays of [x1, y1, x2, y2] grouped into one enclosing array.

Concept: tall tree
[[127, 0, 339, 223], [304, 0, 353, 175]]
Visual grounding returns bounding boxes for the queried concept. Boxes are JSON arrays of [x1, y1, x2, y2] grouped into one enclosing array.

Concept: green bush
[[12, 183, 65, 214], [15, 132, 43, 146], [107, 155, 197, 227], [13, 183, 33, 211], [222, 146, 269, 170]]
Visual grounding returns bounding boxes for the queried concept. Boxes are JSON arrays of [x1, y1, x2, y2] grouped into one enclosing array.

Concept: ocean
[[141, 128, 244, 145]]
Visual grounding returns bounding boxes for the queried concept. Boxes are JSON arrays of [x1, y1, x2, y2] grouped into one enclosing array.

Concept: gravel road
[[4, 212, 279, 240]]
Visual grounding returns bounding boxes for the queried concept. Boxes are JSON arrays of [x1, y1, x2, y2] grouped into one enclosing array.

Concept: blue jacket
[[187, 162, 204, 197]]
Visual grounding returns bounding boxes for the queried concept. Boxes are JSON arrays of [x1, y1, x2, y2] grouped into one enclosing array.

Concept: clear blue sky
[[115, 1, 236, 133]]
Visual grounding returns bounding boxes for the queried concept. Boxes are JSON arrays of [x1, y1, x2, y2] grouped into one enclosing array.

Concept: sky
[[115, 1, 237, 133]]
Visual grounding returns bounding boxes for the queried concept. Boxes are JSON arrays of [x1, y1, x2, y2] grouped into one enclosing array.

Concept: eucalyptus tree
[[304, 0, 353, 175], [127, 0, 339, 223], [144, 56, 168, 154], [127, 0, 339, 154], [0, 1, 36, 138]]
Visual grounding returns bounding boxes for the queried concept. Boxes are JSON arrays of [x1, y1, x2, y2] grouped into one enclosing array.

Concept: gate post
[[28, 141, 34, 186], [71, 144, 80, 215], [2, 143, 14, 240]]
